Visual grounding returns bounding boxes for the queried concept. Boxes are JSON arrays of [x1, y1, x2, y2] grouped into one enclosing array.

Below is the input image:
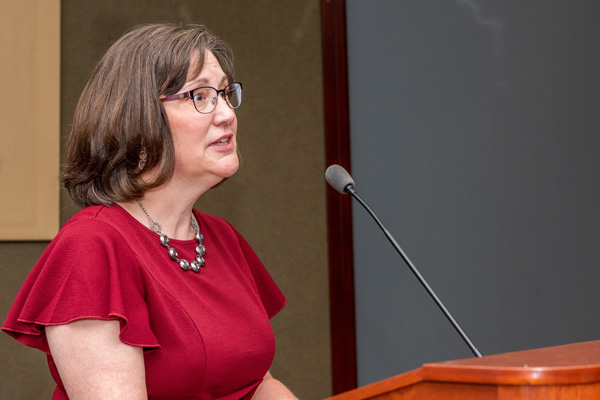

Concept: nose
[[212, 93, 236, 124]]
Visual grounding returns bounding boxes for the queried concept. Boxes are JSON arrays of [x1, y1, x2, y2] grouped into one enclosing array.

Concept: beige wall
[[0, 1, 331, 398], [0, 0, 60, 240]]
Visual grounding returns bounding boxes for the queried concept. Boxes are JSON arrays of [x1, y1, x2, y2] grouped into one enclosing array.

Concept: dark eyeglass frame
[[160, 82, 243, 114]]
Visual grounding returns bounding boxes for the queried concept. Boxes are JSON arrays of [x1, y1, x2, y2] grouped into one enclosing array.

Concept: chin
[[213, 159, 239, 180], [209, 164, 238, 189], [222, 166, 239, 179], [223, 155, 240, 176]]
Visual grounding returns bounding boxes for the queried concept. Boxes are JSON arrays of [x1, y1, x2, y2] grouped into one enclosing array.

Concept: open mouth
[[213, 137, 230, 146]]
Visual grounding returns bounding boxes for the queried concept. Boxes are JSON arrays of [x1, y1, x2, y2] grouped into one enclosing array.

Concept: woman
[[2, 23, 296, 399]]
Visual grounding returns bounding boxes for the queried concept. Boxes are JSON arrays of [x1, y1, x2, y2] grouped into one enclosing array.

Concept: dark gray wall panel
[[347, 0, 600, 386]]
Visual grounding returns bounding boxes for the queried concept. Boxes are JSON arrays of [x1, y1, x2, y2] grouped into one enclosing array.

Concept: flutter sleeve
[[1, 217, 160, 354], [231, 225, 287, 319]]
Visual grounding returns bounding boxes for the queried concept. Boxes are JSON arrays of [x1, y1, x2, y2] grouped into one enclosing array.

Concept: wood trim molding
[[320, 0, 357, 394]]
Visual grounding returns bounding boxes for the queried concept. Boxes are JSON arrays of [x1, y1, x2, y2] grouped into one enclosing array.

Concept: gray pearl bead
[[179, 259, 190, 270], [160, 235, 170, 247]]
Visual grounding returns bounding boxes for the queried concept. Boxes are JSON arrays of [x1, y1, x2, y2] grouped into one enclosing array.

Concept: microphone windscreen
[[325, 164, 355, 194]]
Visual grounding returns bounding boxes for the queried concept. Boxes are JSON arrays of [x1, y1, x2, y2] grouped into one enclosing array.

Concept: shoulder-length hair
[[61, 23, 235, 207]]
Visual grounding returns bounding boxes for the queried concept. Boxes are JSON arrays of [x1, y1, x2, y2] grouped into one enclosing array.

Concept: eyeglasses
[[161, 82, 243, 114]]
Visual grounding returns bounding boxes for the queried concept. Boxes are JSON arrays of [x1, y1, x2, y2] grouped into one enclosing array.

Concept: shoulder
[[193, 210, 238, 236], [60, 205, 138, 240], [193, 210, 231, 227], [46, 205, 142, 267], [193, 210, 260, 258]]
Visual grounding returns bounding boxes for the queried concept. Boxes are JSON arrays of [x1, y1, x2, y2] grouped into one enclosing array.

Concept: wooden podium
[[326, 341, 600, 399]]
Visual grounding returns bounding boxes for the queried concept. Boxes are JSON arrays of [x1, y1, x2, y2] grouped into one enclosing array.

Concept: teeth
[[215, 138, 229, 145]]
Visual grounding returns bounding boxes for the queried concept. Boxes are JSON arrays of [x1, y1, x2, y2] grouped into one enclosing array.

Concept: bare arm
[[46, 319, 147, 400], [252, 371, 298, 399]]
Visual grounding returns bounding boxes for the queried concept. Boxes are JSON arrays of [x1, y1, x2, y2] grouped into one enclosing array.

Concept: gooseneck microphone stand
[[344, 183, 483, 358]]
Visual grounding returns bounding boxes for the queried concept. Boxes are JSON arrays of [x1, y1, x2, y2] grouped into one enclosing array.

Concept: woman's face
[[162, 50, 239, 187]]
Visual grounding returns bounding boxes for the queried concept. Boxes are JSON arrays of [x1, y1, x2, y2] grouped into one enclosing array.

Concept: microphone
[[325, 164, 355, 194], [325, 164, 483, 358]]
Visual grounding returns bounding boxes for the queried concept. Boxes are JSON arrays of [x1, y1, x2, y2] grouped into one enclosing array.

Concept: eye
[[193, 88, 214, 103], [192, 91, 206, 102]]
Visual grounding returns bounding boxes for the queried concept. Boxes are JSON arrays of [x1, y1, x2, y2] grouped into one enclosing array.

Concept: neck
[[120, 192, 201, 242], [119, 171, 223, 240]]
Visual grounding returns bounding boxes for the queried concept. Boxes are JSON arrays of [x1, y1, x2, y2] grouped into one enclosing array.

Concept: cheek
[[166, 106, 211, 138], [171, 120, 211, 150]]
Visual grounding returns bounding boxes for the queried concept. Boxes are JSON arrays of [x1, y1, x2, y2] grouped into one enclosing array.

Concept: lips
[[210, 134, 234, 147]]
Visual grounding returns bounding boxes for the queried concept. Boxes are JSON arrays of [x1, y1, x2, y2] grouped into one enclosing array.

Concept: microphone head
[[325, 164, 355, 194]]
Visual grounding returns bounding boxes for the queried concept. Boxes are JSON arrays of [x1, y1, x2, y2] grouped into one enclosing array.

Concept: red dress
[[2, 205, 286, 399]]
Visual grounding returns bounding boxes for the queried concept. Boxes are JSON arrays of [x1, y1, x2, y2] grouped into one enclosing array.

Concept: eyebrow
[[187, 75, 229, 89]]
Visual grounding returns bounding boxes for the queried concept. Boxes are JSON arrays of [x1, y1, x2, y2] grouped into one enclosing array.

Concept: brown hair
[[61, 23, 235, 207]]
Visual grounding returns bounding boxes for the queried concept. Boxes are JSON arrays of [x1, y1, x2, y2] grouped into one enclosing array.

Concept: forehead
[[186, 50, 227, 85]]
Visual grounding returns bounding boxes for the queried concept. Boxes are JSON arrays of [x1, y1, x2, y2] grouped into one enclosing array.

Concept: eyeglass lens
[[192, 83, 242, 114]]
